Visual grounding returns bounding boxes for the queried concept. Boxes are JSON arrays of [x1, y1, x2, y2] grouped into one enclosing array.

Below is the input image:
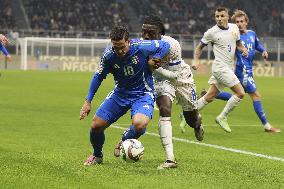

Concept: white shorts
[[154, 63, 197, 111], [209, 65, 240, 91]]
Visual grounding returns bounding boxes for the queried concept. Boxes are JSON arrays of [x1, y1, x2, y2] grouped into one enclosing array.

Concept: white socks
[[158, 117, 175, 161], [198, 96, 208, 111], [219, 95, 242, 118]]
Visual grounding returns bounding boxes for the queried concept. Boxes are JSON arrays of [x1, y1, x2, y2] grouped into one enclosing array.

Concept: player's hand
[[0, 34, 9, 46], [262, 51, 268, 59], [242, 48, 249, 57], [191, 59, 199, 70], [148, 58, 162, 70], [80, 100, 91, 120]]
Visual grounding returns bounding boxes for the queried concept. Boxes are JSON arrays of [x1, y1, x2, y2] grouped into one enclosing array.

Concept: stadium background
[[0, 1, 284, 189]]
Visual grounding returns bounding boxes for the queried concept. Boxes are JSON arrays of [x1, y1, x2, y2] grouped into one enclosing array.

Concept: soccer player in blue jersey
[[0, 34, 12, 77], [79, 26, 170, 165], [0, 34, 11, 61]]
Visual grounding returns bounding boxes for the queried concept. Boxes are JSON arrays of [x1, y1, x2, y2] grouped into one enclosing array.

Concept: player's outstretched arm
[[192, 43, 206, 70], [255, 34, 268, 59], [236, 40, 248, 57], [154, 67, 177, 80], [80, 100, 91, 120]]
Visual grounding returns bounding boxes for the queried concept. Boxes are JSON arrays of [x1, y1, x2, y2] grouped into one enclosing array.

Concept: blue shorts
[[239, 75, 257, 94], [95, 91, 154, 124]]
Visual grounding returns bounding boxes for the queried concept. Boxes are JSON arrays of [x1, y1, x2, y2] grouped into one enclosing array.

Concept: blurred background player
[[141, 15, 203, 169], [193, 10, 280, 133], [0, 34, 12, 61], [79, 26, 170, 166], [192, 7, 248, 133], [0, 34, 12, 77]]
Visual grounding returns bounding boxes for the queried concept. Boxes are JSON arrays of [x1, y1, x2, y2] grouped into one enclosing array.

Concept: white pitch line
[[111, 125, 284, 162]]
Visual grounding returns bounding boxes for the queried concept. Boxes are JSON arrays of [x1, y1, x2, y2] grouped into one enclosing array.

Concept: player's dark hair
[[143, 15, 165, 35], [110, 26, 129, 41], [215, 7, 229, 13], [231, 10, 249, 24]]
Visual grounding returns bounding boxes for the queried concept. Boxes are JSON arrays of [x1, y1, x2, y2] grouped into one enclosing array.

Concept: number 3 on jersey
[[227, 45, 231, 52], [124, 65, 134, 76]]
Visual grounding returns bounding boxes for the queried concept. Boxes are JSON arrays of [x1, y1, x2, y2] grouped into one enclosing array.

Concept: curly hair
[[143, 15, 165, 35]]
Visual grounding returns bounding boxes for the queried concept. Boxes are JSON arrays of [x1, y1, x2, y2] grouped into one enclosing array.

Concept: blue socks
[[90, 128, 105, 158], [253, 101, 268, 125], [216, 92, 232, 101], [122, 125, 146, 141]]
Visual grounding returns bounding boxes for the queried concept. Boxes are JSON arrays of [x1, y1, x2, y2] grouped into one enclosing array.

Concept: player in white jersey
[[192, 7, 248, 132], [142, 15, 204, 169]]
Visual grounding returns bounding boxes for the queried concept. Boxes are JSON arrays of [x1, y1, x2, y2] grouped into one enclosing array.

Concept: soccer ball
[[120, 139, 144, 162]]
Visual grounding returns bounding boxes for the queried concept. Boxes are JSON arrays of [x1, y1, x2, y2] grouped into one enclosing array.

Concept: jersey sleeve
[[200, 29, 213, 45], [255, 33, 265, 53], [86, 49, 112, 102], [139, 40, 170, 59]]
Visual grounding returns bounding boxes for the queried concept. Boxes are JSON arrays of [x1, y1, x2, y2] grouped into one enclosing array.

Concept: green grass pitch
[[0, 70, 283, 189]]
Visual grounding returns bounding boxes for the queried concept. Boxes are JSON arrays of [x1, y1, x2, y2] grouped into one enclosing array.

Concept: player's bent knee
[[90, 124, 104, 133], [251, 92, 261, 101], [132, 119, 148, 131], [237, 92, 245, 99], [91, 116, 108, 132]]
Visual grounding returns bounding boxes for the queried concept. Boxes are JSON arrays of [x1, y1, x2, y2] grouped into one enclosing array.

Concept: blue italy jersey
[[235, 30, 265, 78], [86, 39, 170, 101]]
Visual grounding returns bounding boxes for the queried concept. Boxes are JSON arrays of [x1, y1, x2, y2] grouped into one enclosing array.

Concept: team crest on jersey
[[132, 55, 139, 64]]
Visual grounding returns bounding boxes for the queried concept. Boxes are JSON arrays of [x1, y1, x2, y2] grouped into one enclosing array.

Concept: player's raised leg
[[216, 83, 244, 132], [198, 84, 220, 111]]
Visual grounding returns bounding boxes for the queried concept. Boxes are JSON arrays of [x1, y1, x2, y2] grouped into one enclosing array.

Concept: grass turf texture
[[0, 70, 283, 189]]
